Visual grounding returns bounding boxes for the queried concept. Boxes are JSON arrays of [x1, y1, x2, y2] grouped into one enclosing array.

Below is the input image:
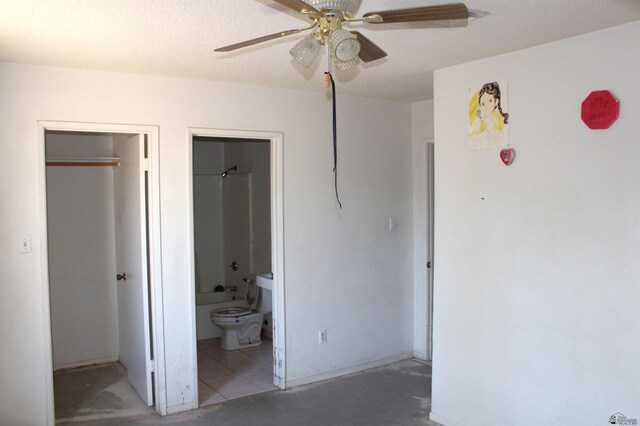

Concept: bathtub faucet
[[225, 285, 238, 292]]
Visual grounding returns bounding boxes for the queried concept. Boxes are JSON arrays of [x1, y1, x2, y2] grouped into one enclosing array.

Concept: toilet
[[210, 276, 269, 351]]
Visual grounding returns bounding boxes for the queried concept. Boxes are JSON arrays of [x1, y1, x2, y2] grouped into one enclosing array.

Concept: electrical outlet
[[319, 329, 327, 344]]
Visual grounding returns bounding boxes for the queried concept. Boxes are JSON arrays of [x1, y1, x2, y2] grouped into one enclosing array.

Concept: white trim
[[37, 121, 166, 421], [53, 357, 120, 371], [36, 123, 55, 426], [426, 141, 435, 361], [413, 137, 435, 361], [429, 411, 467, 426], [187, 127, 286, 404], [412, 351, 427, 360], [285, 354, 412, 389]]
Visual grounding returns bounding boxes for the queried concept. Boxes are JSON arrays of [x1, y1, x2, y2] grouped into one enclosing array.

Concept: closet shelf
[[46, 157, 120, 167]]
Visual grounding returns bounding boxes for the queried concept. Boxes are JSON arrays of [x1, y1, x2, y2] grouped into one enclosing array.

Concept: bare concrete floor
[[54, 363, 154, 424], [58, 359, 439, 426]]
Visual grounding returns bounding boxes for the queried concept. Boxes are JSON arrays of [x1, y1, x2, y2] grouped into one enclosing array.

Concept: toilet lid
[[212, 306, 251, 317], [246, 278, 260, 311]]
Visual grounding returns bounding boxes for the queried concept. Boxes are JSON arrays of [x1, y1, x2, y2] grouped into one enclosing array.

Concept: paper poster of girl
[[468, 81, 509, 149]]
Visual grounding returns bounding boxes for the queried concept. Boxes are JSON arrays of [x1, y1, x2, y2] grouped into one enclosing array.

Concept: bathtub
[[196, 291, 246, 340]]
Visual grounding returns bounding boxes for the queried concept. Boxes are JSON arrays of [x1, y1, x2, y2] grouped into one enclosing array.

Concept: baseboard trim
[[166, 402, 197, 415], [413, 350, 427, 360], [53, 356, 119, 371], [430, 411, 466, 426], [285, 353, 412, 389]]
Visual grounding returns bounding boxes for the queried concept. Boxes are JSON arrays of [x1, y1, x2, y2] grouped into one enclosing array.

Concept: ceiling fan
[[215, 0, 470, 71]]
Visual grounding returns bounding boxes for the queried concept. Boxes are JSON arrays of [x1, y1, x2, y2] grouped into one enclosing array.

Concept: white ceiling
[[1, 0, 639, 101]]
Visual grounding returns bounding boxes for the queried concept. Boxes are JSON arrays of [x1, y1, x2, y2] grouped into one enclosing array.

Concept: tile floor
[[197, 337, 276, 406]]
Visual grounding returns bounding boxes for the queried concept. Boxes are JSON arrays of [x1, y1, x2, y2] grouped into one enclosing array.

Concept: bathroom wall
[[431, 21, 640, 426], [45, 133, 120, 369], [193, 139, 271, 340], [0, 62, 413, 423], [224, 141, 271, 276], [221, 172, 252, 288], [192, 142, 225, 296]]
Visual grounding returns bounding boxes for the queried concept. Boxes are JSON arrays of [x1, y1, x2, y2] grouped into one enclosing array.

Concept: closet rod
[[193, 172, 249, 176], [46, 157, 120, 167]]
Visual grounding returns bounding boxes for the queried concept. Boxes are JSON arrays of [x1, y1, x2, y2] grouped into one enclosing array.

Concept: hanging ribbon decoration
[[325, 71, 343, 209]]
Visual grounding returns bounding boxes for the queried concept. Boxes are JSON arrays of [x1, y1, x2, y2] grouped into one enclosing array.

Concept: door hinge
[[427, 261, 432, 269], [143, 158, 149, 171], [149, 359, 155, 373]]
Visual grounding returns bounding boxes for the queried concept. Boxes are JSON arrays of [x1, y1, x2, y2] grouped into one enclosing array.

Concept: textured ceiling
[[1, 0, 639, 101]]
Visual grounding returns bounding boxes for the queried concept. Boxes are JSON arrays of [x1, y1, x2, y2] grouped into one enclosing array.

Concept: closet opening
[[40, 123, 165, 422]]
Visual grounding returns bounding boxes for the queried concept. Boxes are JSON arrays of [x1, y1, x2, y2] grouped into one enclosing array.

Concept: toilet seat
[[209, 277, 266, 350], [211, 306, 252, 317]]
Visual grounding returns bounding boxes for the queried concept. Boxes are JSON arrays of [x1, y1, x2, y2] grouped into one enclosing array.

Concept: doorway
[[413, 139, 435, 362], [426, 141, 434, 361], [38, 122, 165, 422], [188, 128, 285, 406]]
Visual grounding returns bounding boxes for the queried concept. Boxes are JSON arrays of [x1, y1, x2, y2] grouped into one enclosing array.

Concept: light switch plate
[[19, 235, 32, 254]]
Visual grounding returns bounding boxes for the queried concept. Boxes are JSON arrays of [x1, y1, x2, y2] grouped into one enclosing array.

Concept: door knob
[[117, 273, 127, 281]]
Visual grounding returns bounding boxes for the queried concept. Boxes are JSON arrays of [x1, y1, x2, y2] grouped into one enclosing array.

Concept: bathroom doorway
[[188, 128, 285, 406], [39, 122, 165, 421]]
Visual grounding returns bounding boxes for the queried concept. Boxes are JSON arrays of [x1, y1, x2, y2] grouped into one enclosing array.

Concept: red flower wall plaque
[[581, 90, 619, 130]]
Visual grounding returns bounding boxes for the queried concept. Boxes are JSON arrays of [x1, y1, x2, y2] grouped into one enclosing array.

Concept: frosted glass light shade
[[290, 34, 322, 68], [307, 0, 362, 15], [330, 28, 360, 70], [334, 55, 359, 71]]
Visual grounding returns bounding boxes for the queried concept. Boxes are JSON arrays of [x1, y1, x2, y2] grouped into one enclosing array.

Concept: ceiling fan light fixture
[[334, 55, 359, 71], [330, 28, 360, 63], [306, 0, 362, 15], [290, 34, 322, 68]]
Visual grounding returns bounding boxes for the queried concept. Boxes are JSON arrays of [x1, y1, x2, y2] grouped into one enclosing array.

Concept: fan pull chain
[[325, 71, 342, 210]]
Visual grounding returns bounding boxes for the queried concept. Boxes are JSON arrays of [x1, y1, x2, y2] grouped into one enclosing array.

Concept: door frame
[[425, 141, 435, 361], [37, 121, 166, 423], [187, 127, 286, 401], [413, 138, 435, 362]]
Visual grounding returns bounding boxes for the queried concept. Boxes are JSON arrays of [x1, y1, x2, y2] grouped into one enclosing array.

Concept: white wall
[[46, 133, 119, 369], [193, 142, 225, 296], [431, 21, 640, 426], [0, 62, 414, 424], [225, 141, 271, 276], [411, 99, 434, 360]]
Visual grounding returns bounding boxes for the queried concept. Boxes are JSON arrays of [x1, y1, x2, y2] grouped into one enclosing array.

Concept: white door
[[426, 142, 435, 361], [114, 134, 154, 406]]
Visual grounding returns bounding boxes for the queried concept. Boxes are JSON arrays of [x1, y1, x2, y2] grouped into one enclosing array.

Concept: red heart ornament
[[500, 148, 515, 166]]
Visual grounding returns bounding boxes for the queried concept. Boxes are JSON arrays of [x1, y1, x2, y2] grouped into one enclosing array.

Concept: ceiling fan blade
[[215, 28, 306, 52], [363, 3, 469, 24], [272, 0, 320, 14], [351, 31, 387, 63]]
